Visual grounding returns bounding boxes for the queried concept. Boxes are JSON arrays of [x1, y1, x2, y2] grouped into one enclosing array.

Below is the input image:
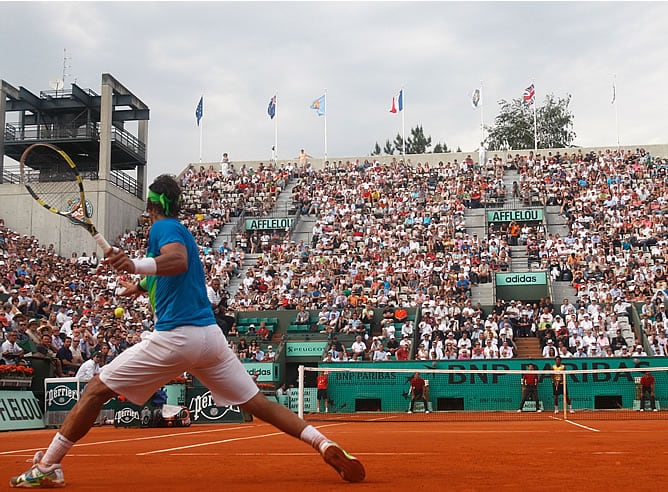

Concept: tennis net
[[297, 365, 668, 421]]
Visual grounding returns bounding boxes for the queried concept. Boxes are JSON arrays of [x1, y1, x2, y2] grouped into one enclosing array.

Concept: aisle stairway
[[514, 337, 542, 359]]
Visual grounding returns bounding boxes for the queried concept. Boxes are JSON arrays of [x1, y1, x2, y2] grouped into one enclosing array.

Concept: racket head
[[19, 143, 97, 235]]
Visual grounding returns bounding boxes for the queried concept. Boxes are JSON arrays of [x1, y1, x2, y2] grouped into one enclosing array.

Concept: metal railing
[[4, 122, 145, 159], [110, 170, 141, 199]]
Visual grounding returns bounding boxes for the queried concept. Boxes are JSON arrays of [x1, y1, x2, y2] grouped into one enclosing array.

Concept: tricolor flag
[[390, 89, 404, 113], [195, 96, 203, 126], [523, 84, 535, 106], [471, 88, 482, 109], [268, 95, 276, 119], [611, 80, 616, 105], [311, 95, 326, 116]]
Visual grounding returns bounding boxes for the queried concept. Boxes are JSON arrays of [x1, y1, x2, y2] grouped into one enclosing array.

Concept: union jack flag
[[523, 84, 535, 106]]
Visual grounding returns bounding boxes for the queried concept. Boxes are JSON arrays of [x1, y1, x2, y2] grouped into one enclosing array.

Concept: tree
[[372, 126, 444, 155], [406, 125, 432, 154], [393, 133, 405, 155], [383, 139, 394, 155], [485, 93, 575, 151], [433, 142, 449, 154]]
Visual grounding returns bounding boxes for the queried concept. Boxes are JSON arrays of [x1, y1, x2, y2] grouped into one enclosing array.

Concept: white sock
[[300, 425, 328, 452], [42, 432, 75, 465]]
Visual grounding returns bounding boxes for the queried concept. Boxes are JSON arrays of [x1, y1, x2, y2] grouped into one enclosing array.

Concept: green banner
[[186, 387, 246, 423], [496, 272, 548, 286], [286, 342, 328, 358], [0, 390, 44, 430], [487, 209, 543, 223], [245, 217, 295, 231], [320, 359, 668, 413], [45, 378, 84, 412], [241, 362, 280, 382]]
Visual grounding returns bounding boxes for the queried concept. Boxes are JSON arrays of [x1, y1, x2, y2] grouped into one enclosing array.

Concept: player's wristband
[[138, 277, 148, 292], [132, 258, 157, 275]]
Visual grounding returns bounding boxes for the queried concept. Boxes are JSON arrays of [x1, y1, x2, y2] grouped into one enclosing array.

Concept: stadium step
[[514, 337, 542, 358]]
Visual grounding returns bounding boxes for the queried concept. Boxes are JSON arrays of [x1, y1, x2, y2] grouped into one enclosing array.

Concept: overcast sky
[[2, 1, 667, 181]]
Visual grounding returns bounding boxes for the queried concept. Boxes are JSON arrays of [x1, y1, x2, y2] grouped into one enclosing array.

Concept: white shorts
[[99, 324, 259, 406]]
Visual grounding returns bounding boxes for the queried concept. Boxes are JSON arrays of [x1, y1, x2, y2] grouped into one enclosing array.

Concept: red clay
[[1, 419, 666, 491]]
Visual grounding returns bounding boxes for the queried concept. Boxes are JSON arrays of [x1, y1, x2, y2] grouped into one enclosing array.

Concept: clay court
[[1, 416, 667, 491]]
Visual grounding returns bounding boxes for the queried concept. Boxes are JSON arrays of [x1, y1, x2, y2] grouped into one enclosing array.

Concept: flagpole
[[480, 80, 485, 143], [532, 81, 537, 154], [199, 94, 203, 163], [401, 86, 406, 162], [323, 89, 328, 163], [613, 74, 620, 152], [274, 90, 278, 164]]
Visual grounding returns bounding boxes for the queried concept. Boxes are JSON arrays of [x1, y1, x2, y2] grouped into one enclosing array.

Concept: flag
[[311, 94, 326, 116], [268, 95, 276, 119], [390, 89, 404, 113], [195, 96, 203, 126], [523, 84, 535, 106], [471, 88, 482, 109], [611, 80, 616, 105]]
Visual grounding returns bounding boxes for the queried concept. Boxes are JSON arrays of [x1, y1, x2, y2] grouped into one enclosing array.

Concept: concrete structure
[[181, 143, 668, 175], [1, 74, 148, 256]]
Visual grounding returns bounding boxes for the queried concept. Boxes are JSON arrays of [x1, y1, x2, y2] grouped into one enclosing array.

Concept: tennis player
[[552, 356, 574, 414], [10, 174, 364, 488]]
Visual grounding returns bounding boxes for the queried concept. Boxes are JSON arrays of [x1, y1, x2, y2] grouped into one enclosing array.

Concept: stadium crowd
[[1, 146, 668, 375]]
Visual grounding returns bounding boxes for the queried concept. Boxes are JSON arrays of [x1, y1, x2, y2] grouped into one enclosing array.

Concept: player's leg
[[194, 325, 365, 482], [239, 385, 364, 481], [9, 376, 115, 488], [532, 387, 542, 412], [553, 386, 560, 413]]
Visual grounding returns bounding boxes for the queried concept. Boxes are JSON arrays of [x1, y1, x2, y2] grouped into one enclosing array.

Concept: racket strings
[[21, 146, 84, 215]]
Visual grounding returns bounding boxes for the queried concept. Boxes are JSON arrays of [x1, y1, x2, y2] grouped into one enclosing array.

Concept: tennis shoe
[[10, 451, 65, 488], [320, 441, 365, 483]]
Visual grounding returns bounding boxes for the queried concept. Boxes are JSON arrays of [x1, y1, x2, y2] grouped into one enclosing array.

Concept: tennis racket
[[19, 143, 112, 254]]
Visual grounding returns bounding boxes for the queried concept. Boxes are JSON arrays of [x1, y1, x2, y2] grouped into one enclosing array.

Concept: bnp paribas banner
[[319, 359, 668, 413]]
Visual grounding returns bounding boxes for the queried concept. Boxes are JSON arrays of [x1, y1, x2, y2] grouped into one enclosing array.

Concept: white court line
[[550, 415, 600, 432], [169, 451, 433, 457], [136, 423, 347, 456], [564, 420, 601, 432], [0, 425, 267, 456], [136, 431, 286, 455]]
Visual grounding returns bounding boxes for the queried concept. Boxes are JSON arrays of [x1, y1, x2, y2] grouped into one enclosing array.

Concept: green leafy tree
[[371, 142, 381, 156], [383, 139, 394, 155], [393, 133, 405, 155], [433, 142, 449, 153], [485, 94, 575, 150], [406, 125, 432, 154]]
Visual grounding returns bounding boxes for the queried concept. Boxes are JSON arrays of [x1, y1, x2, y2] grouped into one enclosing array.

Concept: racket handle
[[93, 233, 113, 255]]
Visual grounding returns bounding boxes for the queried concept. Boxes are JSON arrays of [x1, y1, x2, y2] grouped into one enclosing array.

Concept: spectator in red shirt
[[256, 321, 270, 341], [395, 345, 410, 361]]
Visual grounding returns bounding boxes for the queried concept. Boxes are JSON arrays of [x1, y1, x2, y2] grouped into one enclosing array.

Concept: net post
[[563, 367, 568, 419], [297, 365, 305, 419]]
